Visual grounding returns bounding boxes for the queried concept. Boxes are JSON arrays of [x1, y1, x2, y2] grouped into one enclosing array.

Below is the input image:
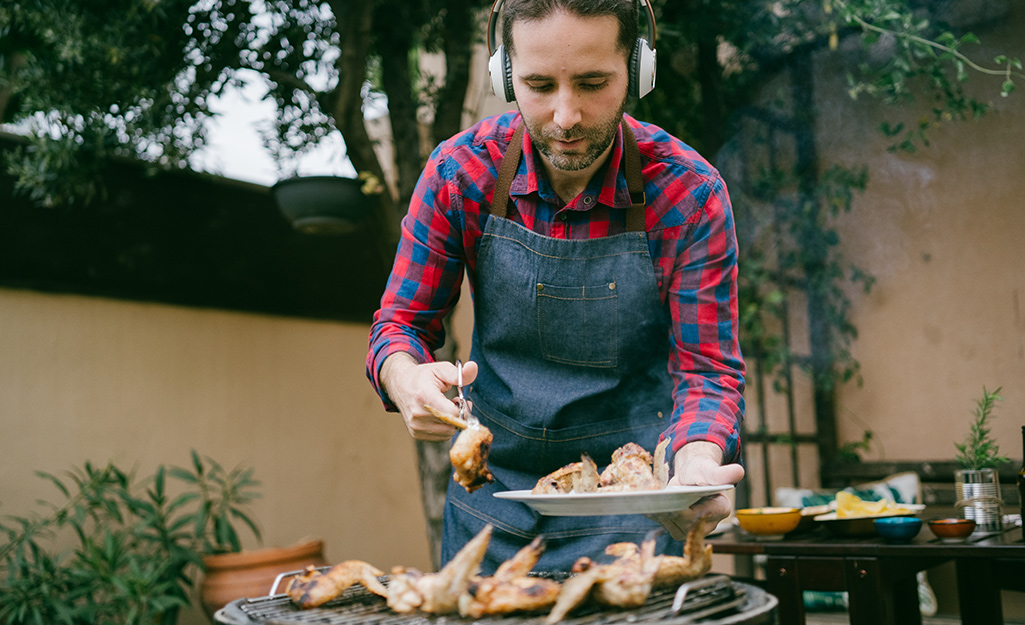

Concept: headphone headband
[[486, 0, 657, 101]]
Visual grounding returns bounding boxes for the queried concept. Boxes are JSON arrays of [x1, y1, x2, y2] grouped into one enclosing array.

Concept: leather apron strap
[[621, 121, 647, 232], [490, 123, 524, 220], [490, 120, 646, 232]]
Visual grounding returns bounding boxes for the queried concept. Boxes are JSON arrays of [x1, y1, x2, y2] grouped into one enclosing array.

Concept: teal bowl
[[874, 516, 922, 542]]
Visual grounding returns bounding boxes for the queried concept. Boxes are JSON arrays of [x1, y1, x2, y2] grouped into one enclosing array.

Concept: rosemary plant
[[954, 386, 1009, 471]]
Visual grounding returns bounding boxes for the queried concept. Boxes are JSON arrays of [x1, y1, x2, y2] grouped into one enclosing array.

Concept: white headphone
[[486, 0, 658, 102]]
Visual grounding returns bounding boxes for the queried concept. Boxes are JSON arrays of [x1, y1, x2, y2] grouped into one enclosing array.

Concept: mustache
[[547, 127, 582, 142]]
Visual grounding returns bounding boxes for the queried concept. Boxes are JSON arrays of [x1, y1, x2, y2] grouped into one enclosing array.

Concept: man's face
[[510, 11, 629, 172]]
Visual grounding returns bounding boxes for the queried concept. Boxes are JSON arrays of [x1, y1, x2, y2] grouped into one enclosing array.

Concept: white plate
[[493, 485, 734, 516], [707, 516, 738, 537]]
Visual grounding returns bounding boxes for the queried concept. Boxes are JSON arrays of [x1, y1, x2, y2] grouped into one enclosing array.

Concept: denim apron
[[441, 121, 681, 573]]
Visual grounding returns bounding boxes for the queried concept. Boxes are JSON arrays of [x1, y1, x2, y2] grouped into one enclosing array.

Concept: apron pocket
[[536, 281, 618, 368]]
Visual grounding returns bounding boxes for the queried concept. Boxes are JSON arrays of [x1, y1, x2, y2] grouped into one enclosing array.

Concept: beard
[[520, 103, 625, 172]]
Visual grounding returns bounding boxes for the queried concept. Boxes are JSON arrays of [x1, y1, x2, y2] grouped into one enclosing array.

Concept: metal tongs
[[454, 359, 478, 426], [425, 360, 478, 429]]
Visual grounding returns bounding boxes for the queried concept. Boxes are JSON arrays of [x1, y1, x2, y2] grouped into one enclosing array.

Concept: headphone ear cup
[[489, 44, 515, 102], [628, 39, 641, 98], [631, 38, 656, 99]]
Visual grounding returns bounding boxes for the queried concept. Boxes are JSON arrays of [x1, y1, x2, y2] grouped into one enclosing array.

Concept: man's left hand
[[648, 441, 744, 541]]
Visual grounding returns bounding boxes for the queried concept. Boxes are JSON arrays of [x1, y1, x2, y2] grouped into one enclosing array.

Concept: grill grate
[[215, 575, 750, 625]]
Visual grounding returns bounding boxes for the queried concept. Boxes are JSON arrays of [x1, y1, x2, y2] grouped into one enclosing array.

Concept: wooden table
[[708, 515, 1024, 625]]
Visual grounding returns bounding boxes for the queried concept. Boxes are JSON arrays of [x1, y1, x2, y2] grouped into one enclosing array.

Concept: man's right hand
[[379, 353, 479, 441]]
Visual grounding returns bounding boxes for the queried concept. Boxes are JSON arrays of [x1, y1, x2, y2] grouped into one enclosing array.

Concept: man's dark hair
[[501, 0, 639, 60]]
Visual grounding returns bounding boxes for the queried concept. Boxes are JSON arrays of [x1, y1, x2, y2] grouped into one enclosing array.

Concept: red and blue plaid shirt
[[367, 111, 745, 463]]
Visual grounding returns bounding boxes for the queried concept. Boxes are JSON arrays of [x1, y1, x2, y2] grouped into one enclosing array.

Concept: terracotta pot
[[200, 538, 327, 617]]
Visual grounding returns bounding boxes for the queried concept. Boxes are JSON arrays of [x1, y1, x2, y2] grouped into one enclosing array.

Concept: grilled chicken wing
[[458, 535, 561, 618], [426, 405, 494, 493], [286, 560, 387, 609], [600, 517, 713, 589], [599, 442, 661, 491], [652, 516, 714, 588], [532, 453, 600, 494], [385, 567, 427, 614], [544, 518, 714, 624], [544, 565, 605, 625], [387, 524, 492, 614], [589, 531, 661, 608], [449, 419, 494, 492], [544, 530, 662, 624]]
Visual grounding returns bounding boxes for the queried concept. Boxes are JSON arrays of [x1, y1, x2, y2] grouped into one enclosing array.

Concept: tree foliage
[[0, 0, 255, 206], [0, 0, 489, 225]]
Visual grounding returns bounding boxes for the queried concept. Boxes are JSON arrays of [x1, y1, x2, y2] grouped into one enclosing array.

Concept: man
[[367, 0, 745, 572]]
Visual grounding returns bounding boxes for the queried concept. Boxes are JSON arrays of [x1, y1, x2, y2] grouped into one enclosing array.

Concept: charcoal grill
[[214, 572, 776, 625]]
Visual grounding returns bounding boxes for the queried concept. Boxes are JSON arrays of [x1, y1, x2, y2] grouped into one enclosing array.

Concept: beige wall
[[0, 289, 432, 624]]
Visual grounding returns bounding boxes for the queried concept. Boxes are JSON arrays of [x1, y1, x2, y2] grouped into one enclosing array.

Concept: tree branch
[[432, 0, 477, 143], [834, 0, 1025, 85]]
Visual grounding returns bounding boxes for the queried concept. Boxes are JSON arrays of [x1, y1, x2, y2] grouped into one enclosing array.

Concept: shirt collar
[[508, 115, 635, 211]]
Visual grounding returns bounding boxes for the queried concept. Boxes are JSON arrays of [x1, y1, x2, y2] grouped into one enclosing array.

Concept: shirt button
[[583, 196, 593, 205], [558, 213, 567, 221]]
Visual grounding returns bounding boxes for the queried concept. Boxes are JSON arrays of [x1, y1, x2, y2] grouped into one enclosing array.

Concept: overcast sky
[[189, 77, 357, 187]]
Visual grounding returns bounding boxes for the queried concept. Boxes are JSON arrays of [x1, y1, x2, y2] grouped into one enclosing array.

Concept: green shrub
[[0, 451, 261, 625]]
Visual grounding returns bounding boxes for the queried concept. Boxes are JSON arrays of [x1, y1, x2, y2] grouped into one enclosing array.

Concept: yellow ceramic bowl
[[735, 507, 803, 536]]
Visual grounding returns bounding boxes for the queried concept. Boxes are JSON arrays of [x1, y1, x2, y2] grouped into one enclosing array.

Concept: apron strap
[[490, 119, 646, 232], [621, 121, 647, 233], [490, 123, 525, 220]]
